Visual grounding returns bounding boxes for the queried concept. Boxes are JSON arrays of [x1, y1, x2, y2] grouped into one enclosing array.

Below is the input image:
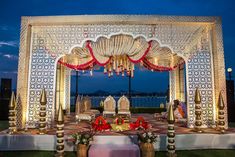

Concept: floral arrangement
[[130, 116, 149, 130], [71, 131, 94, 145], [138, 131, 159, 143], [92, 116, 111, 131]]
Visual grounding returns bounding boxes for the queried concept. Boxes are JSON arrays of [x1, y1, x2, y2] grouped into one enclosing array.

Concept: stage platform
[[1, 114, 235, 151]]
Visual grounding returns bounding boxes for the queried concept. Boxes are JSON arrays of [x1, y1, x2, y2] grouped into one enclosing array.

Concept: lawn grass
[[1, 150, 235, 157]]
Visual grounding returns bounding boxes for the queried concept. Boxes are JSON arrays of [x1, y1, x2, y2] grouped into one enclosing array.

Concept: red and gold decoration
[[103, 55, 135, 77], [130, 117, 149, 130], [39, 88, 47, 135], [218, 92, 226, 133], [142, 58, 185, 72], [111, 116, 130, 132], [194, 88, 203, 133], [8, 92, 17, 134], [115, 116, 125, 125], [92, 116, 111, 131], [56, 104, 65, 157], [167, 104, 177, 157], [58, 36, 185, 77]]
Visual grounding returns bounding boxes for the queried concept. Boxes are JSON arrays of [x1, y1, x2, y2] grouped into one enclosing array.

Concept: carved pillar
[[211, 19, 228, 129], [179, 64, 185, 102], [169, 70, 177, 103], [56, 64, 66, 116], [64, 68, 71, 115], [16, 17, 32, 129], [170, 66, 185, 102]]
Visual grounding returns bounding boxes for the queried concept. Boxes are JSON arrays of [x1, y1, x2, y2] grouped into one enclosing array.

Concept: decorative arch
[[16, 15, 226, 129]]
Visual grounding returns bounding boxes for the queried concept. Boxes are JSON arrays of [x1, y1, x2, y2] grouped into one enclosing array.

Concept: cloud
[[3, 54, 18, 60], [0, 41, 18, 47]]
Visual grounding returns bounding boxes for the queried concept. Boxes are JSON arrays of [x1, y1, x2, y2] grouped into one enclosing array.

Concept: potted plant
[[71, 131, 94, 157], [138, 131, 159, 157]]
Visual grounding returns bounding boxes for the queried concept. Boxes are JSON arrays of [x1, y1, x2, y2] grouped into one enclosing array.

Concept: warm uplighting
[[227, 68, 232, 80], [227, 68, 232, 73]]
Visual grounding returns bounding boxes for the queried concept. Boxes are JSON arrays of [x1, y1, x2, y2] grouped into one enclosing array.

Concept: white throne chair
[[103, 95, 116, 117], [117, 95, 131, 117], [83, 96, 100, 115], [75, 96, 94, 122]]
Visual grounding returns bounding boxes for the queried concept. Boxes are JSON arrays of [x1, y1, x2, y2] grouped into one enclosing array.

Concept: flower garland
[[127, 41, 152, 63], [57, 40, 185, 73], [142, 58, 185, 72], [58, 59, 95, 70], [86, 41, 111, 66]]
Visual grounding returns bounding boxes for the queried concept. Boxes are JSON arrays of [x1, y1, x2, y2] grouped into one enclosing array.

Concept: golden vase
[[140, 143, 155, 157], [77, 144, 88, 157]]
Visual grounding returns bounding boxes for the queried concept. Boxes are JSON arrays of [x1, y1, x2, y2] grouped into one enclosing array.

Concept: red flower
[[92, 116, 111, 131], [130, 116, 149, 130]]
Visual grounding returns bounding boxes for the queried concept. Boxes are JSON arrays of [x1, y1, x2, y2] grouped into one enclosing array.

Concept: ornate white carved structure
[[16, 15, 227, 129]]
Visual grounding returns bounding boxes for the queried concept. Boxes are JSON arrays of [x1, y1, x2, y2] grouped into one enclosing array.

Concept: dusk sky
[[0, 0, 234, 93]]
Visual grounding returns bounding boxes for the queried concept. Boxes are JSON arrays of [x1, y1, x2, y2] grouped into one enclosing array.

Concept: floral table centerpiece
[[130, 116, 149, 130], [111, 116, 130, 132], [71, 131, 94, 157], [92, 116, 111, 132], [138, 131, 159, 157]]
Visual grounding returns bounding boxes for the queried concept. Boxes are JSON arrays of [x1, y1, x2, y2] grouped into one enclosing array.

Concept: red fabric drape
[[58, 59, 95, 70], [127, 41, 152, 63], [59, 40, 184, 72], [86, 41, 111, 66], [142, 58, 185, 72]]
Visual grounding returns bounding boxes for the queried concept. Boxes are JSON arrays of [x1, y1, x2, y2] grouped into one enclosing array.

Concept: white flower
[[147, 139, 151, 143], [143, 133, 146, 137], [76, 140, 80, 145], [147, 132, 152, 136], [82, 138, 87, 143]]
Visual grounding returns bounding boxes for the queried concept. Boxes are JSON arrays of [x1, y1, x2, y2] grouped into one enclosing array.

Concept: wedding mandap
[[1, 15, 234, 157]]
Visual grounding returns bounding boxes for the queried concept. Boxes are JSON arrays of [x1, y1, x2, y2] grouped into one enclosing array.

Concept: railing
[[71, 96, 167, 107]]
